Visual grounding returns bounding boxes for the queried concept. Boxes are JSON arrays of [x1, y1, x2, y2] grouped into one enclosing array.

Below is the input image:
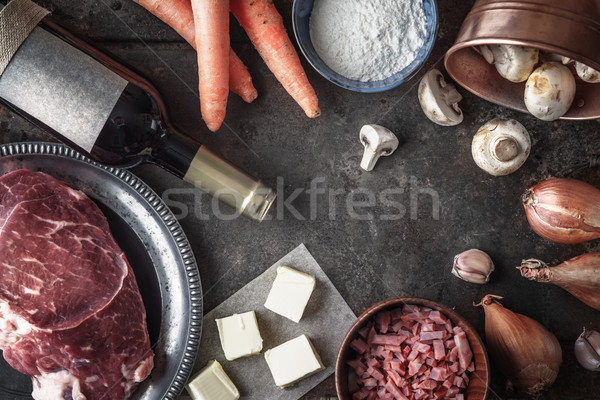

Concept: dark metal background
[[1, 0, 599, 399]]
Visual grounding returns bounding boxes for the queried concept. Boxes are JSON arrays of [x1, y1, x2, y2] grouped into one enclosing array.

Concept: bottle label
[[0, 27, 127, 152]]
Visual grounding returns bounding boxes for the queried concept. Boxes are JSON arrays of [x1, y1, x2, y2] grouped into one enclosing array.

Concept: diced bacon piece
[[414, 342, 431, 353], [453, 326, 464, 334], [407, 347, 420, 361], [407, 360, 423, 377], [352, 387, 371, 400], [430, 366, 448, 381], [420, 323, 435, 332], [358, 323, 372, 339], [434, 387, 448, 399], [420, 331, 445, 341], [366, 356, 380, 369], [384, 351, 394, 361], [351, 338, 370, 354], [445, 339, 456, 349], [433, 339, 446, 360], [386, 368, 403, 386], [448, 386, 461, 396], [455, 393, 465, 400], [348, 358, 367, 371], [443, 374, 455, 389], [448, 362, 459, 373], [390, 307, 404, 322], [366, 390, 377, 400], [461, 372, 470, 386], [367, 325, 377, 345], [366, 366, 384, 380], [394, 352, 407, 363], [402, 304, 420, 314], [376, 311, 392, 333], [385, 345, 403, 353], [448, 346, 459, 362], [454, 331, 473, 372], [362, 377, 378, 388], [428, 311, 448, 324], [402, 311, 430, 322], [454, 375, 464, 388], [390, 360, 406, 376], [412, 322, 420, 337], [385, 380, 410, 400], [416, 379, 438, 390], [390, 320, 404, 332], [371, 334, 407, 347], [414, 388, 429, 400], [467, 361, 475, 372], [425, 357, 437, 367]]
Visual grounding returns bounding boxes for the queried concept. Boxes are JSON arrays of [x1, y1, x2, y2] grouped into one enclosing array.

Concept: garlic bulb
[[575, 328, 600, 371], [452, 249, 494, 284], [476, 295, 562, 395]]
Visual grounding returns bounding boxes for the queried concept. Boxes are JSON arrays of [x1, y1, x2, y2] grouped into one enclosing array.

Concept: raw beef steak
[[0, 169, 154, 400]]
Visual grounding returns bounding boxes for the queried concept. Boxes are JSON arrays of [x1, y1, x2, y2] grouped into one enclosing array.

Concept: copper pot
[[444, 0, 600, 120]]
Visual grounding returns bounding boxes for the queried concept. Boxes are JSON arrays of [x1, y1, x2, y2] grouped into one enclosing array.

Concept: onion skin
[[477, 295, 562, 395], [522, 178, 600, 244], [519, 253, 600, 311]]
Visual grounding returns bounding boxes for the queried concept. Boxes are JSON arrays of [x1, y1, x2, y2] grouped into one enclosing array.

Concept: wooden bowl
[[335, 297, 489, 400]]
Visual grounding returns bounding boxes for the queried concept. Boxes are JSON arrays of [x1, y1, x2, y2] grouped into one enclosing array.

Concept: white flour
[[309, 0, 427, 82]]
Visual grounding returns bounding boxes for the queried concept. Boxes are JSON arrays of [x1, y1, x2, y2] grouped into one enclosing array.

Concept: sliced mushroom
[[359, 124, 399, 171], [471, 118, 531, 176], [480, 45, 539, 82], [524, 62, 576, 121], [418, 69, 463, 126], [575, 62, 600, 83]]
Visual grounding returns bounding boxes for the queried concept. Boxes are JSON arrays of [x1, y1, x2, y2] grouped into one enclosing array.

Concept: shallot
[[476, 295, 562, 395], [519, 253, 600, 311], [522, 177, 600, 244]]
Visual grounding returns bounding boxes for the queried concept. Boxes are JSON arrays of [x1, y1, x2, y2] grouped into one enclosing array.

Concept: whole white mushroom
[[575, 62, 600, 83], [472, 118, 531, 176], [524, 62, 576, 121], [480, 45, 539, 82]]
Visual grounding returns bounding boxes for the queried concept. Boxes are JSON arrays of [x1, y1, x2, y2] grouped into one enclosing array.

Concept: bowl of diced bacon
[[335, 297, 489, 400]]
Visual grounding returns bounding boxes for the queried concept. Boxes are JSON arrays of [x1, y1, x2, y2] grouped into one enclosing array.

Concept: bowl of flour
[[292, 0, 438, 92]]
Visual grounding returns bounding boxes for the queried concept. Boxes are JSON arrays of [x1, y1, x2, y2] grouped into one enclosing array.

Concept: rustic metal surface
[[1, 0, 599, 399]]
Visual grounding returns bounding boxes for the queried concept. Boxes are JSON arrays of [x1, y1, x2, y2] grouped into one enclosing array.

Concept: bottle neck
[[151, 133, 276, 221]]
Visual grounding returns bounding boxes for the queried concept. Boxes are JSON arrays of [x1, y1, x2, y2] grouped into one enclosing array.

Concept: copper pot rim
[[446, 38, 600, 72]]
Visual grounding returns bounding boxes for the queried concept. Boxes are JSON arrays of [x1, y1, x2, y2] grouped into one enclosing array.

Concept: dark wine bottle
[[0, 18, 275, 221]]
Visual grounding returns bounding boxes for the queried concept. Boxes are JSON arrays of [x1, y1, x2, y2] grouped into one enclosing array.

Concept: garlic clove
[[575, 329, 600, 371], [452, 249, 494, 284]]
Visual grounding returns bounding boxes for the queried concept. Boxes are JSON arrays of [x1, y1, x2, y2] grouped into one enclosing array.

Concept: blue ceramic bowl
[[292, 0, 439, 93]]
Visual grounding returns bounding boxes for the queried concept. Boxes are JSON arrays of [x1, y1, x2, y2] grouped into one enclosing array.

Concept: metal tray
[[0, 142, 202, 400]]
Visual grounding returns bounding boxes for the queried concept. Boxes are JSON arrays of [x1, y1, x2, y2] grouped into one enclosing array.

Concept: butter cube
[[216, 311, 263, 361], [186, 360, 240, 400], [264, 334, 325, 388], [264, 266, 316, 323]]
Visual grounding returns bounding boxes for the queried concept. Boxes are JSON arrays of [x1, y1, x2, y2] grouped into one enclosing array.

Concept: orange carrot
[[132, 0, 257, 103], [190, 0, 230, 132], [230, 0, 320, 118]]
